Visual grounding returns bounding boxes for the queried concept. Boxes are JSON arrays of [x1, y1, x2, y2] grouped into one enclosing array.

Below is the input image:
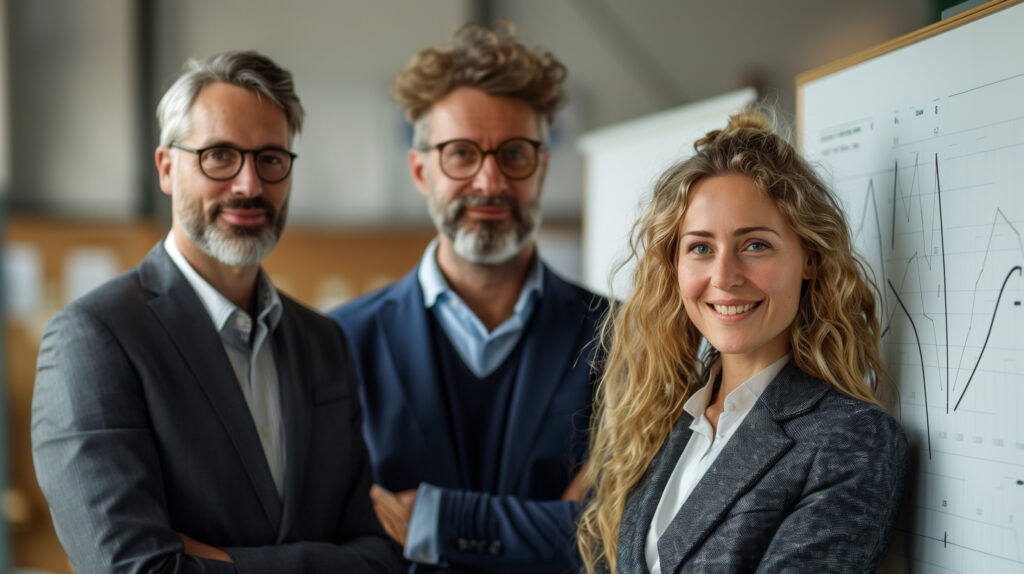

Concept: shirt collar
[[683, 354, 792, 419], [163, 233, 282, 332], [417, 237, 544, 310]]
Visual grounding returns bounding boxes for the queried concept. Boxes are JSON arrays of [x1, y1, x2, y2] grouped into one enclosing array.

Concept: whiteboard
[[799, 2, 1024, 572], [578, 88, 757, 297]]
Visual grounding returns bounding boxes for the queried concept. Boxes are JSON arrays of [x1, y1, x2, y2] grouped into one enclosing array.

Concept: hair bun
[[693, 108, 774, 150]]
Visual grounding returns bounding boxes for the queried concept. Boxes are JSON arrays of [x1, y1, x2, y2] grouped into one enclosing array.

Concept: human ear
[[409, 148, 430, 198], [155, 147, 174, 196], [802, 252, 817, 280]]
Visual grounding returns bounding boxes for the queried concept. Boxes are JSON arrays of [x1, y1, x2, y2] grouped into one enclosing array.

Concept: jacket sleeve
[[31, 307, 404, 574], [754, 407, 909, 574], [431, 487, 581, 574]]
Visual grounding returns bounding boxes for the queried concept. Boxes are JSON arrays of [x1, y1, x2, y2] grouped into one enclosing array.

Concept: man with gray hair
[[32, 50, 404, 573], [330, 23, 606, 573]]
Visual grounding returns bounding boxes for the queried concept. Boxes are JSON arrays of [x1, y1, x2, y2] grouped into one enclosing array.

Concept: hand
[[179, 533, 232, 562], [370, 484, 417, 546], [561, 463, 588, 502]]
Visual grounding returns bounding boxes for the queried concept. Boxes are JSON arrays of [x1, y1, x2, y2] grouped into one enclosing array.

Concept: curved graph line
[[953, 265, 1023, 411], [950, 208, 1023, 396], [935, 154, 949, 414], [888, 279, 932, 460]]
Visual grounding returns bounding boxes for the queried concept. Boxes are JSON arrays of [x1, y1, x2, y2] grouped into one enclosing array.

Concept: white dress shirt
[[164, 235, 286, 497], [645, 354, 791, 574]]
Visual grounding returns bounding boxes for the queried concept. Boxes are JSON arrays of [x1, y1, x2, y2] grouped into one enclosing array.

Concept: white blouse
[[644, 355, 791, 574]]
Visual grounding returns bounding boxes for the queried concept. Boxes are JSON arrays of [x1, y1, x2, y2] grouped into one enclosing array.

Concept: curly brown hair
[[392, 21, 567, 146]]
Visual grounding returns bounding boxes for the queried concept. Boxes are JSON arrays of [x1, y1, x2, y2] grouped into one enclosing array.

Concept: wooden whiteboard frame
[[796, 0, 1022, 149]]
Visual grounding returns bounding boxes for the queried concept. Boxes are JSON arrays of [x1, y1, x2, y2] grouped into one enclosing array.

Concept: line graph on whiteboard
[[807, 70, 1024, 573]]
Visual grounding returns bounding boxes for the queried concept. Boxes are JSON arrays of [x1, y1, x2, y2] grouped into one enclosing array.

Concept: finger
[[374, 491, 409, 521], [373, 504, 405, 543]]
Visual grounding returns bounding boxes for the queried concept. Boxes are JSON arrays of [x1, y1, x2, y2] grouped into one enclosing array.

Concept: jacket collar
[[139, 243, 287, 532], [619, 362, 830, 573]]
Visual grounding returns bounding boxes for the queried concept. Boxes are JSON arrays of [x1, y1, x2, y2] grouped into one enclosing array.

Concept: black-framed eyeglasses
[[422, 138, 544, 181], [170, 142, 298, 183]]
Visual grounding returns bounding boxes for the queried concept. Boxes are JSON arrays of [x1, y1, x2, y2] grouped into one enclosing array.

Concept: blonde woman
[[578, 110, 908, 573]]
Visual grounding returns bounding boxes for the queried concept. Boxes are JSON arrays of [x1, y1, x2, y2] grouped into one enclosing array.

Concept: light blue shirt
[[404, 238, 543, 564], [417, 238, 543, 377]]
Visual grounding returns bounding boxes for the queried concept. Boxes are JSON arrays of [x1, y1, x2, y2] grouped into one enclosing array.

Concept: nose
[[471, 153, 507, 197], [230, 153, 263, 197], [710, 250, 744, 289]]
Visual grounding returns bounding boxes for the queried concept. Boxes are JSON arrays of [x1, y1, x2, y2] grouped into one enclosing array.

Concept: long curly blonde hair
[[577, 108, 890, 573]]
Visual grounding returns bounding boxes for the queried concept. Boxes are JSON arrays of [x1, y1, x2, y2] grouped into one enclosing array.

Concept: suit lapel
[[497, 267, 588, 494], [618, 412, 696, 574], [273, 300, 311, 541], [140, 244, 283, 531], [653, 362, 828, 573], [378, 272, 463, 487], [655, 405, 793, 573]]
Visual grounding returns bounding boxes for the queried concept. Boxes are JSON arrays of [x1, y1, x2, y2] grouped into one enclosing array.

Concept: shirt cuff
[[404, 482, 443, 564]]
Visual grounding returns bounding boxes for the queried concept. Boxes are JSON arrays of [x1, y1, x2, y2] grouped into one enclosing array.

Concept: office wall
[[500, 0, 932, 128], [6, 0, 139, 218]]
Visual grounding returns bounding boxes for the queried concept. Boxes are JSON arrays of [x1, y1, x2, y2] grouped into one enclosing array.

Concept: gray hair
[[156, 50, 304, 147]]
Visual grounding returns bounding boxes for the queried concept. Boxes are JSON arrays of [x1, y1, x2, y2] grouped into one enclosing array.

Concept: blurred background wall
[[0, 0, 936, 571]]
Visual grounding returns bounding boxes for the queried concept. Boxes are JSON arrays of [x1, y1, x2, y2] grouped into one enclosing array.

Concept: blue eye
[[746, 241, 770, 252], [690, 243, 711, 255]]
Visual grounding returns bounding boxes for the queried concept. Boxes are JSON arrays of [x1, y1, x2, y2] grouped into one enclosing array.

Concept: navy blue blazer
[[330, 263, 607, 573], [616, 362, 908, 573]]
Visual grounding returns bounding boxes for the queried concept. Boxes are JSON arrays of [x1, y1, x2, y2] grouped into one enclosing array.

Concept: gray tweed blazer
[[616, 361, 908, 573]]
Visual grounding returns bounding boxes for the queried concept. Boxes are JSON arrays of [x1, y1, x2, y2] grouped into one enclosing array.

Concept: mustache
[[209, 197, 276, 220], [447, 195, 522, 221]]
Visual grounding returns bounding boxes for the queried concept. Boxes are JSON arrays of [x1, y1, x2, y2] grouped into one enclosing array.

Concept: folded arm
[[32, 307, 403, 573], [390, 483, 580, 574]]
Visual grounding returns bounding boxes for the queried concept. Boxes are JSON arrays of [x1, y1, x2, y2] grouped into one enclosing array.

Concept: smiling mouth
[[466, 205, 510, 219], [711, 302, 759, 316], [220, 209, 267, 226]]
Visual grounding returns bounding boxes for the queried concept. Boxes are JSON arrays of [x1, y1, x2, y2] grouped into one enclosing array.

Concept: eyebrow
[[680, 226, 782, 238]]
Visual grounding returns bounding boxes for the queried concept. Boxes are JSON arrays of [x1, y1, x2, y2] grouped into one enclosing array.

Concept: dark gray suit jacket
[[617, 362, 908, 573], [31, 243, 405, 573]]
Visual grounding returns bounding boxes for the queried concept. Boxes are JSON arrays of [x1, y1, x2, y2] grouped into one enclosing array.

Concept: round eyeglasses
[[170, 142, 298, 183], [424, 138, 544, 181]]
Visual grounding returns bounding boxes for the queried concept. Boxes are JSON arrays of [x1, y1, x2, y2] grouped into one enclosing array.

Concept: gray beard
[[178, 195, 286, 267], [429, 194, 540, 265]]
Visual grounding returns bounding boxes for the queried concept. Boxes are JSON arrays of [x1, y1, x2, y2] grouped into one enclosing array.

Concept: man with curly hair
[[329, 22, 606, 573]]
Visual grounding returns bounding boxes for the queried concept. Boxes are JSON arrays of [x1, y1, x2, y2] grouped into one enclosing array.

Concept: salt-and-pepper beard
[[177, 193, 287, 268], [429, 193, 540, 265]]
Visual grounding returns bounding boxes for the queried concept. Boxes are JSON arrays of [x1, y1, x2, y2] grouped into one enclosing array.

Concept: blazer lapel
[[497, 267, 590, 494], [653, 362, 828, 573], [378, 272, 463, 487], [655, 406, 793, 573], [618, 412, 696, 574], [273, 300, 311, 541], [140, 244, 284, 531]]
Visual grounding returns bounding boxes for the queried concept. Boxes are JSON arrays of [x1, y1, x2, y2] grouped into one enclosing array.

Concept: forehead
[[185, 82, 289, 147], [681, 174, 790, 231], [427, 87, 540, 143]]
